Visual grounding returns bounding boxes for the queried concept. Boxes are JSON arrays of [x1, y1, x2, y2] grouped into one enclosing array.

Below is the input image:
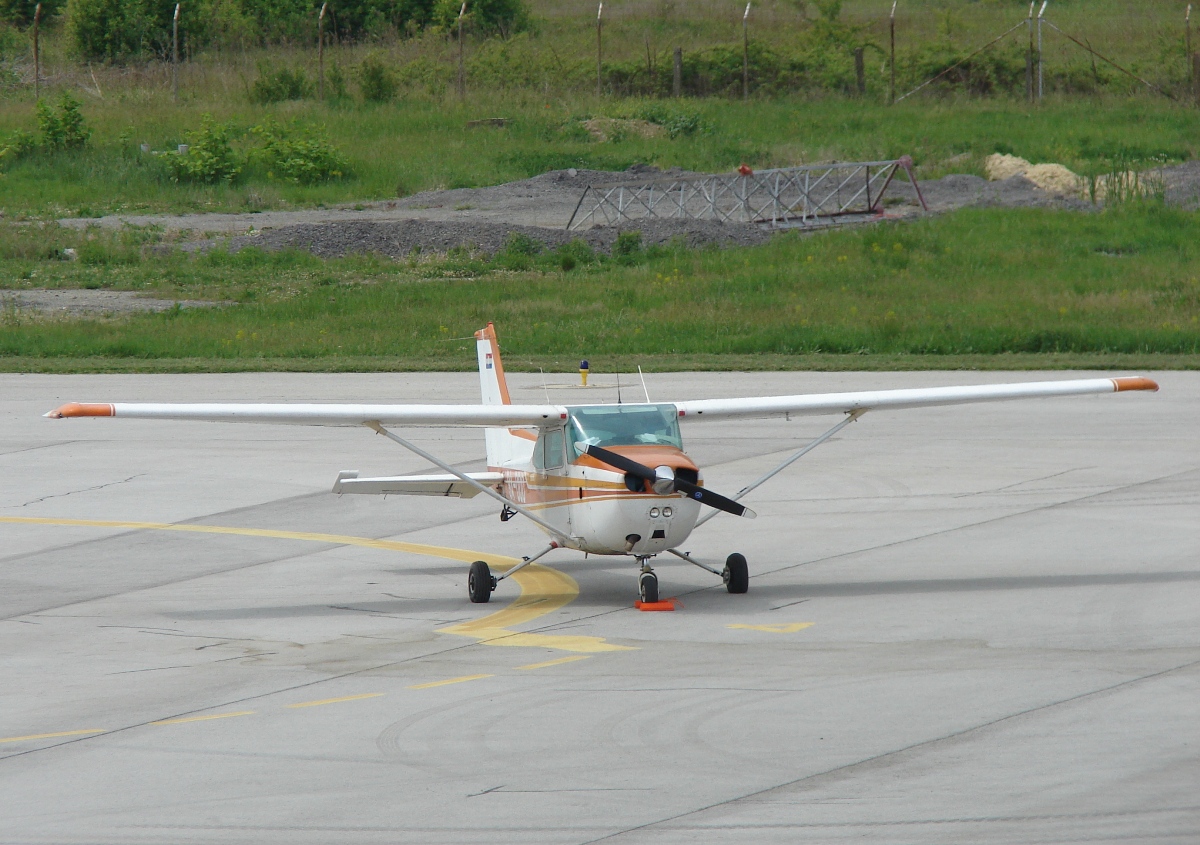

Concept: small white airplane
[[46, 323, 1158, 605]]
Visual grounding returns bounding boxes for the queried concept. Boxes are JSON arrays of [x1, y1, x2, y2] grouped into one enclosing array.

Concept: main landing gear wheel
[[468, 560, 495, 604], [639, 570, 659, 604], [723, 553, 749, 594]]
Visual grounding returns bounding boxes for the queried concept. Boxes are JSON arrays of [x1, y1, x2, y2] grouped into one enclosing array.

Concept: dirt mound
[[581, 118, 666, 142], [985, 153, 1086, 197]]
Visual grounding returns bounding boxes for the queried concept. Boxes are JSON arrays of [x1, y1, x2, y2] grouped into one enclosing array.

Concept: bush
[[37, 93, 91, 150], [251, 121, 349, 184], [66, 0, 206, 61], [325, 63, 349, 101], [250, 63, 312, 104], [0, 0, 62, 27], [356, 53, 398, 103], [431, 0, 527, 36], [165, 117, 242, 184], [0, 129, 36, 169]]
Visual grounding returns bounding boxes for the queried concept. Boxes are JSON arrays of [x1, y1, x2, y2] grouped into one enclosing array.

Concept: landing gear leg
[[468, 560, 495, 603], [637, 557, 659, 604]]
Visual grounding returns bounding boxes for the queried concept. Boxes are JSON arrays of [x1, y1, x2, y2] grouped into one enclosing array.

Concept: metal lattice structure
[[566, 157, 927, 232]]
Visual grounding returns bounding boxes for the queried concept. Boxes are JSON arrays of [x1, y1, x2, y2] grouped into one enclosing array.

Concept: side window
[[533, 428, 564, 472], [544, 428, 564, 469]]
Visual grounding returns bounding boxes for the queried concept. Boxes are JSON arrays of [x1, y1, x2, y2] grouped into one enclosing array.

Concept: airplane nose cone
[[652, 465, 675, 496]]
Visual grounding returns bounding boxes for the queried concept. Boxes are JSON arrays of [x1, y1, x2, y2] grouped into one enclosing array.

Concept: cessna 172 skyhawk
[[46, 324, 1158, 605]]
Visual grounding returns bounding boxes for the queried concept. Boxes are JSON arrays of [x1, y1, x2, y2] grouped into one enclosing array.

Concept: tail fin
[[474, 323, 535, 469]]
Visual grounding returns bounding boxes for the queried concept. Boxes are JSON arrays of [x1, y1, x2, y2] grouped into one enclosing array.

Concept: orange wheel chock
[[635, 598, 679, 612]]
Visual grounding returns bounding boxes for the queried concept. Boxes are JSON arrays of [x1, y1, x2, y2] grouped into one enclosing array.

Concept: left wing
[[44, 402, 567, 428], [674, 377, 1158, 421], [332, 470, 503, 498]]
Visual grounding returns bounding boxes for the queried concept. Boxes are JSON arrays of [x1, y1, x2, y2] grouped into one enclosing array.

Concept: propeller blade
[[584, 444, 656, 481], [673, 477, 756, 519], [585, 444, 756, 519]]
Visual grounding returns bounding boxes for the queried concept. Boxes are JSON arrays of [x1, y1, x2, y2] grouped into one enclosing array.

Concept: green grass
[[3, 204, 1198, 369], [0, 96, 1197, 218]]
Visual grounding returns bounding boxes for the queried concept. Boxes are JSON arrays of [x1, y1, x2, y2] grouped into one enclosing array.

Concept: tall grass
[[2, 205, 1198, 362]]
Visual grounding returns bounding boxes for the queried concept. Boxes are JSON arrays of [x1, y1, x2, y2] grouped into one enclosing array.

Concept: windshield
[[568, 404, 682, 458]]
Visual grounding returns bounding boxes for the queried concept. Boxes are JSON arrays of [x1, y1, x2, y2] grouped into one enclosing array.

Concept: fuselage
[[490, 404, 704, 556]]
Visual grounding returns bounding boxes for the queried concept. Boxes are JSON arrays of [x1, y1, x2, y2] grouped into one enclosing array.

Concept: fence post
[[172, 3, 180, 102], [742, 2, 750, 101], [673, 46, 682, 97], [854, 46, 865, 95], [1037, 0, 1047, 100], [32, 1, 40, 99], [457, 2, 466, 99], [888, 0, 896, 104], [1195, 52, 1200, 105], [596, 2, 603, 97], [1188, 4, 1193, 94], [318, 2, 327, 100], [1026, 1, 1034, 102]]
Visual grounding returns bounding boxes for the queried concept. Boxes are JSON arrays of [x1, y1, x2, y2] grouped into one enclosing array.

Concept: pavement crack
[[17, 473, 144, 507]]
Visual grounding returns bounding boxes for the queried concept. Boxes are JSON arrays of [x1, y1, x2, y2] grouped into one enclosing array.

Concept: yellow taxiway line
[[0, 729, 106, 743], [408, 674, 493, 690], [151, 711, 255, 725], [0, 515, 629, 653], [518, 655, 591, 670], [286, 693, 385, 709]]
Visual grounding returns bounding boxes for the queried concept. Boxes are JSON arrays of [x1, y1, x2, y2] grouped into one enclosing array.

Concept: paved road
[[2, 371, 1197, 844]]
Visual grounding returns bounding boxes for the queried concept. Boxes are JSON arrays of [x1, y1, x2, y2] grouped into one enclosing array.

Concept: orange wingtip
[[635, 599, 678, 612], [44, 403, 114, 419], [1111, 377, 1159, 392]]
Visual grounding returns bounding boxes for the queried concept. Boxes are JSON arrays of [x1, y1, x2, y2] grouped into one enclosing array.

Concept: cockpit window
[[567, 404, 682, 459]]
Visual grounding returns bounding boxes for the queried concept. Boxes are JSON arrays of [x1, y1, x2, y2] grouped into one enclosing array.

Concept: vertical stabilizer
[[474, 323, 534, 469]]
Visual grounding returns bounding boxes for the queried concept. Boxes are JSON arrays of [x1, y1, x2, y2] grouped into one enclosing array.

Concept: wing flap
[[332, 470, 504, 498], [674, 377, 1157, 421]]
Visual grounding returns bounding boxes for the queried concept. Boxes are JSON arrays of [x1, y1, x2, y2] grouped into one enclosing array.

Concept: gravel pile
[[228, 216, 772, 259]]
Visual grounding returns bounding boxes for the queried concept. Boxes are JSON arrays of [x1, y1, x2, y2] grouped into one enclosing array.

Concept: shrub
[[36, 93, 90, 150], [66, 0, 206, 61], [0, 0, 62, 27], [612, 230, 643, 259], [431, 0, 528, 36], [0, 129, 36, 169], [356, 53, 398, 103], [165, 117, 242, 184], [325, 63, 349, 100], [250, 63, 312, 104], [251, 121, 348, 185]]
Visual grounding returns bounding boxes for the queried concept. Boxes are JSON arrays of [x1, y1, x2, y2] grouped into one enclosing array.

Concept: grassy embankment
[[2, 204, 1197, 372]]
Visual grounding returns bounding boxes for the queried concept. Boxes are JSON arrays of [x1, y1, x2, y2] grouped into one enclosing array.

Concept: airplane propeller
[[584, 444, 756, 519]]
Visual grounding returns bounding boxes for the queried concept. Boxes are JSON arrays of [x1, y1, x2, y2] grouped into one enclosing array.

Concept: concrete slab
[[1, 371, 1197, 844]]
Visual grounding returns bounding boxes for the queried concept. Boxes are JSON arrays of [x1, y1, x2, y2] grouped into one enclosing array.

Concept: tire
[[639, 571, 659, 604], [468, 560, 493, 603], [723, 553, 749, 594]]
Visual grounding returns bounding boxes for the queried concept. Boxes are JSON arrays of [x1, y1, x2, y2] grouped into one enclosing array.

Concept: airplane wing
[[332, 470, 503, 498], [673, 377, 1158, 421], [44, 402, 567, 427]]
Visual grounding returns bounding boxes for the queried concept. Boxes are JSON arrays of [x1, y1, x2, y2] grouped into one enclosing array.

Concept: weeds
[[164, 117, 242, 184]]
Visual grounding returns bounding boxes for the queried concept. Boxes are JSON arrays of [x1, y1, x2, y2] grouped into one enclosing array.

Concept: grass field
[[0, 97, 1197, 218], [3, 204, 1197, 371]]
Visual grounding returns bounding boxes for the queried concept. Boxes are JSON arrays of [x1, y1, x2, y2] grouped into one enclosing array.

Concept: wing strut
[[694, 409, 865, 529], [365, 422, 569, 543]]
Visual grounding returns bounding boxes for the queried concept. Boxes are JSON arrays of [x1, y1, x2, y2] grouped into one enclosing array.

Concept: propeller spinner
[[585, 444, 756, 519]]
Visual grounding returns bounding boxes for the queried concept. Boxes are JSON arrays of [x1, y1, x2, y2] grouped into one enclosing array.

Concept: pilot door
[[532, 426, 573, 536]]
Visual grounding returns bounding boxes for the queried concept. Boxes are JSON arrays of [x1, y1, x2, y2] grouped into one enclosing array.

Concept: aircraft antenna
[[637, 366, 651, 402], [615, 371, 623, 404], [539, 368, 550, 403]]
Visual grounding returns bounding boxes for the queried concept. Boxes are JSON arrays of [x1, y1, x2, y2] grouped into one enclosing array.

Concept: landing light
[[663, 507, 673, 517], [649, 507, 660, 518]]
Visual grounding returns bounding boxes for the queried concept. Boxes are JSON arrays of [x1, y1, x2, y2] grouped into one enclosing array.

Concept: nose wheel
[[636, 557, 659, 603]]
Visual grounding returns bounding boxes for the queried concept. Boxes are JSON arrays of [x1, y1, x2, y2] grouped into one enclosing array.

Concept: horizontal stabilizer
[[332, 470, 503, 498]]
